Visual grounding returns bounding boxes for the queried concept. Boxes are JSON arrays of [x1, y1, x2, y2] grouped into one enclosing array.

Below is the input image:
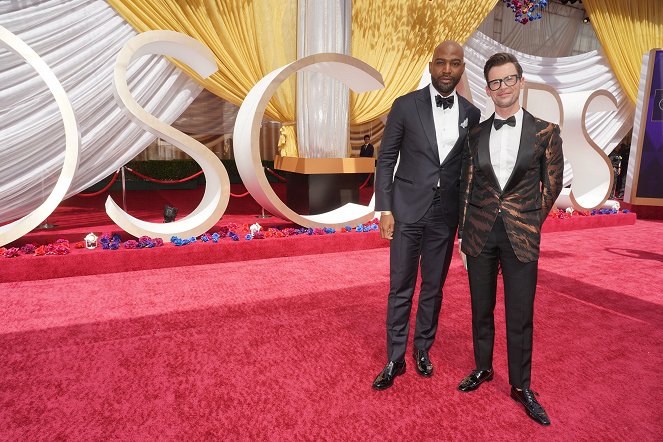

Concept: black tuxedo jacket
[[359, 143, 374, 157], [459, 110, 564, 262], [376, 86, 481, 225]]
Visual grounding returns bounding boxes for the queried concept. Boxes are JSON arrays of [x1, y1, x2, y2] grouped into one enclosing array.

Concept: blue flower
[[212, 233, 220, 242], [623, 209, 630, 213], [201, 235, 209, 242], [170, 236, 179, 243], [245, 234, 253, 240], [344, 226, 352, 232], [356, 225, 364, 232]]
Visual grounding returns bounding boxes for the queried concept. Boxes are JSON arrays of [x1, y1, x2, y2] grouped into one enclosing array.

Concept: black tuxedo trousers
[[386, 191, 456, 362], [466, 214, 538, 389]]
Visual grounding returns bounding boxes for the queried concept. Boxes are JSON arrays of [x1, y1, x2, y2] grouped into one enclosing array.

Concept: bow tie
[[493, 116, 516, 130], [435, 94, 454, 109]]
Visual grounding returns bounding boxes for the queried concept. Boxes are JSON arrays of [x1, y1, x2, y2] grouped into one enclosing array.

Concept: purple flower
[[124, 240, 138, 249], [20, 244, 36, 254]]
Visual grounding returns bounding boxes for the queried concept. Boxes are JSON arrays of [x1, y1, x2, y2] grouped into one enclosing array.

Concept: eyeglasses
[[487, 74, 521, 91]]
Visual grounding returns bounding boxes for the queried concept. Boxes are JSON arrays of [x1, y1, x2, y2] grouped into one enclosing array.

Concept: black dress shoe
[[412, 348, 433, 377], [510, 387, 551, 426], [372, 360, 406, 390], [457, 368, 494, 392]]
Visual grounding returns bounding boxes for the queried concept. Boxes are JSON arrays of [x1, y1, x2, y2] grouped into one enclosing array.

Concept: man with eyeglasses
[[372, 41, 480, 390], [456, 52, 563, 426]]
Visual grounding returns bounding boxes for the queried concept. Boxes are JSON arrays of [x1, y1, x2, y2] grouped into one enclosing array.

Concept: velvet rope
[[265, 167, 287, 182], [359, 173, 373, 189], [77, 171, 120, 197]]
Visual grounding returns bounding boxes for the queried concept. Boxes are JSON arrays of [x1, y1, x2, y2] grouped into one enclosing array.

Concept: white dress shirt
[[429, 84, 459, 166], [489, 108, 524, 190]]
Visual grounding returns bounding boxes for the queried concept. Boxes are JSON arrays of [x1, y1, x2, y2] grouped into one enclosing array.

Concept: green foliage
[[126, 160, 202, 181]]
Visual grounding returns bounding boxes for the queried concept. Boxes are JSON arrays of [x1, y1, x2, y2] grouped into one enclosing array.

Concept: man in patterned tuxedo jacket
[[456, 53, 563, 426]]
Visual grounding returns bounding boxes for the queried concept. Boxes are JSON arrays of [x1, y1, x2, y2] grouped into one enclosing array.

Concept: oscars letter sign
[[108, 31, 230, 240], [0, 25, 80, 247]]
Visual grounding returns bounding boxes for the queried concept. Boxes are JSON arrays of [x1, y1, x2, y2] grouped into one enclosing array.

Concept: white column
[[296, 0, 351, 158]]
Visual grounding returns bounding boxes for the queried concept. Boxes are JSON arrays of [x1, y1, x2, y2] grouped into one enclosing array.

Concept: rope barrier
[[125, 167, 203, 183], [78, 170, 119, 197], [359, 173, 373, 189], [230, 190, 250, 198], [265, 167, 287, 182]]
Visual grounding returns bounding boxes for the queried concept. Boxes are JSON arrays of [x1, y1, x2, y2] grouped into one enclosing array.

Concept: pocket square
[[460, 118, 468, 129]]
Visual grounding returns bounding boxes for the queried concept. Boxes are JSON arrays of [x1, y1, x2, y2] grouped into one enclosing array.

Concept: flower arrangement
[[547, 207, 629, 220], [502, 0, 548, 24], [168, 219, 380, 246]]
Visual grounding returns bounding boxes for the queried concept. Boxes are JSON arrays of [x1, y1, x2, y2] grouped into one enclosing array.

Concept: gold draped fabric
[[107, 0, 299, 156], [109, 0, 497, 157], [350, 0, 498, 125], [583, 0, 663, 104]]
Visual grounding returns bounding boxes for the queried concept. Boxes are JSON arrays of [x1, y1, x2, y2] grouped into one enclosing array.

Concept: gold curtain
[[107, 0, 299, 155], [583, 0, 663, 104], [109, 0, 497, 156], [350, 0, 498, 124]]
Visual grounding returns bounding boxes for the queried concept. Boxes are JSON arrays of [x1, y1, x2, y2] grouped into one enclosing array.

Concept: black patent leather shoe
[[412, 348, 433, 377], [372, 360, 406, 390], [510, 387, 551, 426], [457, 368, 494, 392]]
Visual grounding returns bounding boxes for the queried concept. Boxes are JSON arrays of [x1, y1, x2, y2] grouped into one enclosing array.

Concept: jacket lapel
[[415, 87, 440, 164], [477, 116, 501, 190], [503, 110, 536, 193]]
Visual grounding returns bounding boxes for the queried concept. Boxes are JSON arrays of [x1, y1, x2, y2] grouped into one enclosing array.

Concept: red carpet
[[1, 219, 661, 440]]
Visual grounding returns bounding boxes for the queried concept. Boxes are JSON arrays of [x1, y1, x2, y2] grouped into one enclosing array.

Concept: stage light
[[583, 17, 590, 23], [163, 205, 179, 223]]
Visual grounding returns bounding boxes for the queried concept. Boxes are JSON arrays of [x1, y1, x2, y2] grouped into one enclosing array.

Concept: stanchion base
[[37, 223, 58, 229]]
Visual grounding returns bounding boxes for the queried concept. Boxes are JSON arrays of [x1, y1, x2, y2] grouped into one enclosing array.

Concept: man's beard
[[432, 76, 458, 95]]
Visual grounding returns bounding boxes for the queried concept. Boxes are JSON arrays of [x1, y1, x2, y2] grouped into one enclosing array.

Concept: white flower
[[250, 222, 262, 234], [460, 118, 468, 128]]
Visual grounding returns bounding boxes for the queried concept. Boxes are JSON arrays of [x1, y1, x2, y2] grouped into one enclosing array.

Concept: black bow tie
[[493, 116, 516, 130], [435, 94, 454, 109]]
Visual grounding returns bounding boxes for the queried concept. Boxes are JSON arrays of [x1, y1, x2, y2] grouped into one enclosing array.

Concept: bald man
[[372, 41, 481, 390]]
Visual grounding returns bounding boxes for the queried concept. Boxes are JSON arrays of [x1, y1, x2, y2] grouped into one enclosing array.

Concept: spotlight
[[583, 17, 590, 23], [163, 205, 178, 223]]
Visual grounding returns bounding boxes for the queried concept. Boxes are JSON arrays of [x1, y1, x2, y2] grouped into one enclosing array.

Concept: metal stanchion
[[256, 207, 272, 219], [121, 166, 127, 211]]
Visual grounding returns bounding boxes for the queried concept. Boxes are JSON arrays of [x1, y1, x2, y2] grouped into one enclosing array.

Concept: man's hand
[[379, 213, 395, 240], [458, 239, 468, 271]]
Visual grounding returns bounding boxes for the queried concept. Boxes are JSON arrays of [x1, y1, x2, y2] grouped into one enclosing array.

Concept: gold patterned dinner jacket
[[458, 109, 564, 263]]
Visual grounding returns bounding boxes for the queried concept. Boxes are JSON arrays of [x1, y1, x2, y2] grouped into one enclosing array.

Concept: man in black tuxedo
[[372, 41, 481, 390], [457, 52, 563, 425], [359, 135, 374, 158]]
